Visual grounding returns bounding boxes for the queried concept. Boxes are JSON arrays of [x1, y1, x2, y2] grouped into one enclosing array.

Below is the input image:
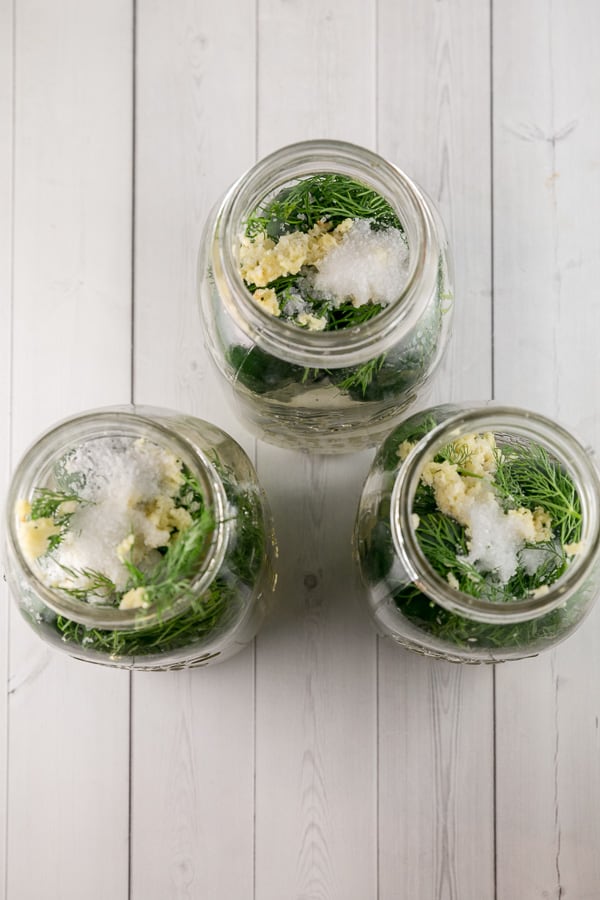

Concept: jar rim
[[390, 404, 600, 624], [212, 139, 441, 368], [5, 407, 231, 631]]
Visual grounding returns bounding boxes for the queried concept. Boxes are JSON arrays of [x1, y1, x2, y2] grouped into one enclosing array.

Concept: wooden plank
[[7, 1, 133, 897], [493, 1, 600, 896], [254, 3, 378, 898], [130, 1, 258, 896], [255, 450, 377, 900], [377, 1, 496, 897], [133, 0, 256, 446], [257, 0, 376, 153], [0, 0, 13, 894]]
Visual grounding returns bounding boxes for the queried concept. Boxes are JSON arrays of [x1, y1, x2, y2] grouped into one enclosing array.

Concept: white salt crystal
[[310, 218, 409, 308], [40, 437, 183, 593], [463, 498, 529, 583], [283, 294, 309, 317]]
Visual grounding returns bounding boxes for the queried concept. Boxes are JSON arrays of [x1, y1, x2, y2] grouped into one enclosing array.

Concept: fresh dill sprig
[[122, 506, 215, 613], [177, 464, 205, 512], [336, 354, 386, 396], [245, 174, 401, 237], [55, 564, 117, 602], [55, 578, 232, 660], [30, 488, 83, 520], [30, 487, 86, 552], [206, 450, 266, 585], [493, 443, 582, 545], [436, 441, 478, 471], [326, 300, 385, 331], [391, 578, 583, 653]]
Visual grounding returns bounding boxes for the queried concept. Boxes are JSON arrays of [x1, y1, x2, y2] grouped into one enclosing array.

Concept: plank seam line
[[490, 4, 498, 898], [374, 0, 379, 152], [254, 0, 259, 163], [253, 638, 257, 900], [489, 0, 495, 404], [376, 635, 380, 900], [5, 0, 17, 892], [130, 0, 138, 407], [128, 1, 137, 896]]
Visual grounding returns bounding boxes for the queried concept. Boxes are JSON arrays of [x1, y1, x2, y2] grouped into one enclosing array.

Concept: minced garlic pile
[[239, 217, 409, 329], [240, 219, 353, 289]]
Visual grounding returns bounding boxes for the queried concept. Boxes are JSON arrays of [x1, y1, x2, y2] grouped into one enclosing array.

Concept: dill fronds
[[336, 355, 386, 396], [30, 487, 86, 552], [55, 564, 117, 602], [245, 174, 401, 237]]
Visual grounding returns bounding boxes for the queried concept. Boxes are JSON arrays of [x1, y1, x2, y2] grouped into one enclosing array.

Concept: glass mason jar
[[198, 139, 453, 453], [4, 406, 277, 671], [354, 404, 600, 663]]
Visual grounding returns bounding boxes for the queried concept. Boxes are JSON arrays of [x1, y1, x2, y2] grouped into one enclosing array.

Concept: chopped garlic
[[296, 312, 327, 332], [116, 533, 135, 562], [146, 494, 192, 536], [239, 220, 352, 288], [450, 432, 498, 476], [397, 439, 415, 461], [421, 458, 493, 528], [253, 288, 281, 317], [447, 571, 460, 590], [18, 516, 61, 563], [119, 586, 150, 611], [564, 541, 584, 557]]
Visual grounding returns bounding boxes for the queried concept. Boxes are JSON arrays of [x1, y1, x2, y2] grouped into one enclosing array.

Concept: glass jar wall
[[354, 404, 600, 663], [4, 406, 276, 670], [198, 139, 453, 453]]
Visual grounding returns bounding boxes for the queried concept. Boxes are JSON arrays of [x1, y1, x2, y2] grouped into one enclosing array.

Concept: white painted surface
[[2, 2, 600, 898]]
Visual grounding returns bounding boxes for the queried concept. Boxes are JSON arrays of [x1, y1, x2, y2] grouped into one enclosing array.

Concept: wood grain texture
[[0, 0, 13, 894], [378, 0, 493, 408], [493, 2, 600, 897], [377, 2, 495, 896], [133, 0, 257, 446], [255, 450, 377, 900], [257, 0, 376, 152], [131, 660, 255, 899], [254, 3, 379, 898], [378, 648, 495, 900], [7, 1, 133, 896], [131, 2, 258, 896]]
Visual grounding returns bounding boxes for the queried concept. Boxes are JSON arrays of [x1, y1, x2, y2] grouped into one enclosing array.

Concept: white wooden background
[[2, 1, 600, 897]]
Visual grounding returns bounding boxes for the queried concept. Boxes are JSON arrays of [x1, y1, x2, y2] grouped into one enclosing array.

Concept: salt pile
[[311, 219, 409, 307]]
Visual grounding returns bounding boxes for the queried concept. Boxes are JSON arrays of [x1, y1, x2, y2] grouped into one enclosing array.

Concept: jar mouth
[[6, 407, 230, 631], [390, 404, 600, 624], [213, 139, 439, 368]]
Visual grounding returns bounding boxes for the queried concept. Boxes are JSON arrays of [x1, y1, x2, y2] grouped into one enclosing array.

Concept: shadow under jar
[[4, 406, 276, 670], [354, 404, 600, 663], [198, 140, 453, 453]]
